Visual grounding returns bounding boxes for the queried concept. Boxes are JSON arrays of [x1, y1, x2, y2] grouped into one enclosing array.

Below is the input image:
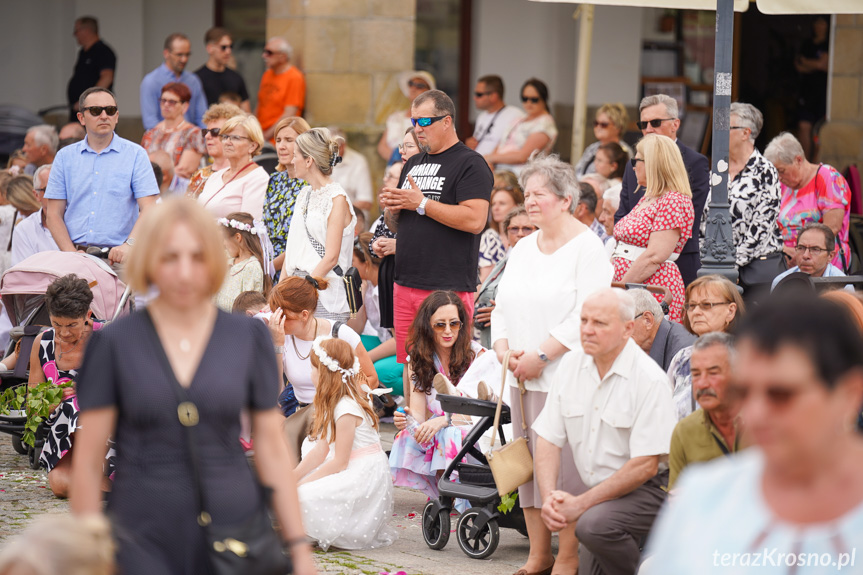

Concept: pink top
[[197, 165, 269, 220]]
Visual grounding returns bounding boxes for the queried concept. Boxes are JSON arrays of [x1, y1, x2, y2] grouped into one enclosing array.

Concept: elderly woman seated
[[28, 274, 106, 497]]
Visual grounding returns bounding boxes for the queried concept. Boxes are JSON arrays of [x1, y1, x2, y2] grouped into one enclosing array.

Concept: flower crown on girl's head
[[312, 336, 360, 383], [218, 217, 265, 236]]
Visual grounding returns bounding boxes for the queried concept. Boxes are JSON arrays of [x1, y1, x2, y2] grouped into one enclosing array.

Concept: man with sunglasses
[[465, 74, 524, 155], [771, 222, 852, 292], [195, 27, 250, 112], [256, 36, 305, 141], [45, 87, 159, 267], [140, 33, 208, 131], [614, 94, 709, 287], [379, 90, 493, 365]]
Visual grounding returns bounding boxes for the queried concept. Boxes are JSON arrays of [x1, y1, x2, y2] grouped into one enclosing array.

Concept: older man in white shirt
[[533, 288, 676, 575], [11, 164, 59, 266]]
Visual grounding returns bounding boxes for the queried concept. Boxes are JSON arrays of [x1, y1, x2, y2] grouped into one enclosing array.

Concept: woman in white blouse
[[281, 127, 356, 322], [491, 155, 613, 575], [196, 114, 269, 220], [484, 78, 558, 175]]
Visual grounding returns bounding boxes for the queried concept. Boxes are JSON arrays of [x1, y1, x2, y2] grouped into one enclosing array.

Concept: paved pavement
[[0, 423, 549, 574]]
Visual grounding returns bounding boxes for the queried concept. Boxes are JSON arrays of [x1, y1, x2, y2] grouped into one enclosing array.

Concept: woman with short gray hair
[[765, 131, 852, 272], [702, 103, 783, 288], [490, 154, 613, 575]]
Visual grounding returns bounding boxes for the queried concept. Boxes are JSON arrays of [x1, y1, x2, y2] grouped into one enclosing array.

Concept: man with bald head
[[533, 288, 676, 575], [256, 36, 305, 141]]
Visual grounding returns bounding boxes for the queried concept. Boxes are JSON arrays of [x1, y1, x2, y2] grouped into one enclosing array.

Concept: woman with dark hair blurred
[[484, 78, 557, 175]]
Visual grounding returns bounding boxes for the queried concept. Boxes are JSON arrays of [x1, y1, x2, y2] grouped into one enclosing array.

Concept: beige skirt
[[509, 388, 587, 508]]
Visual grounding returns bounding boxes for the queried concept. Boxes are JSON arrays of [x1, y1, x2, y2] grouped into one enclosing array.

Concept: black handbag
[[738, 251, 786, 288], [145, 312, 292, 575], [302, 194, 363, 318]]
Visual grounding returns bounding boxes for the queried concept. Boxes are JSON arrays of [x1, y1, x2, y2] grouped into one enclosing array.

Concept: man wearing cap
[[377, 71, 435, 162], [379, 89, 493, 365]]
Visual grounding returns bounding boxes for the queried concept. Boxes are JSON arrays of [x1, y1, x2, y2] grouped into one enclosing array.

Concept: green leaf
[[496, 491, 518, 515]]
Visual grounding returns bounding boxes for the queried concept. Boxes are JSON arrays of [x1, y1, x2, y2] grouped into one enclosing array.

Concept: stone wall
[[820, 15, 863, 172], [267, 0, 417, 216]]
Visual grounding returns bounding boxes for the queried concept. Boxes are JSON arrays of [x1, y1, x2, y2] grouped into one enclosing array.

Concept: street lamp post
[[698, 0, 738, 282]]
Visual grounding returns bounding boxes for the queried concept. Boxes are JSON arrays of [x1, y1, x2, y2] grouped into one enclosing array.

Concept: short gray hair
[[518, 154, 579, 215], [692, 331, 736, 364], [587, 287, 636, 321], [629, 288, 663, 320], [639, 94, 678, 119], [730, 102, 763, 143], [603, 183, 621, 212], [268, 37, 293, 59], [27, 125, 59, 154], [580, 172, 611, 192], [33, 164, 51, 187], [764, 132, 805, 166]]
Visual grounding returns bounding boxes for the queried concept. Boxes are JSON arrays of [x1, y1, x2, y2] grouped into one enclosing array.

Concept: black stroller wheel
[[456, 508, 500, 559], [421, 500, 451, 550], [28, 444, 41, 470], [11, 435, 27, 455]]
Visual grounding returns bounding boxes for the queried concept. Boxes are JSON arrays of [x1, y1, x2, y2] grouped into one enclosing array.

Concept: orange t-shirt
[[256, 66, 306, 131]]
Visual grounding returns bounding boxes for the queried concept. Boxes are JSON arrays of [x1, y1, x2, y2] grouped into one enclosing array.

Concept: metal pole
[[698, 0, 737, 282], [571, 4, 594, 164]]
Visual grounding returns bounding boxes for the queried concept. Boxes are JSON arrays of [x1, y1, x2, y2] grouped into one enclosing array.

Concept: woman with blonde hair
[[71, 198, 316, 574], [196, 114, 269, 220], [281, 127, 357, 322], [264, 116, 311, 274], [7, 174, 41, 217], [612, 134, 694, 322], [574, 102, 632, 178], [186, 102, 244, 198]]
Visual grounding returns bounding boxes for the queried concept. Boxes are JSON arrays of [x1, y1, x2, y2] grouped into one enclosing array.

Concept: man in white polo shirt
[[533, 288, 676, 575], [465, 75, 524, 156]]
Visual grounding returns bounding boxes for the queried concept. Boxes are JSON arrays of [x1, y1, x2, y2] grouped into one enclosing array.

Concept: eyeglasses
[[34, 187, 47, 193], [219, 43, 233, 51], [220, 134, 251, 143], [507, 226, 535, 235], [493, 185, 513, 192], [159, 98, 183, 106], [630, 158, 644, 168], [684, 301, 731, 312], [410, 115, 448, 128], [521, 96, 541, 104], [432, 320, 463, 332], [201, 127, 221, 138], [398, 143, 417, 153], [636, 118, 676, 130], [474, 91, 492, 98], [634, 312, 645, 320], [795, 244, 828, 256], [594, 121, 611, 128], [81, 106, 118, 117], [729, 126, 749, 131], [408, 80, 430, 90]]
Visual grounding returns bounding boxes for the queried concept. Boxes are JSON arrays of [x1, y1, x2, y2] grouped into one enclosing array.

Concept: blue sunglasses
[[410, 115, 448, 128]]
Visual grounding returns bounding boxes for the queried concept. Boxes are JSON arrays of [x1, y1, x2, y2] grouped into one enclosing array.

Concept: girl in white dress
[[281, 128, 356, 322], [295, 337, 396, 551]]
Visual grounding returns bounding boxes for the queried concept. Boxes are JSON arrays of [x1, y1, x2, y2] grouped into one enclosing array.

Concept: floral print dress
[[263, 171, 306, 259], [613, 191, 694, 322]]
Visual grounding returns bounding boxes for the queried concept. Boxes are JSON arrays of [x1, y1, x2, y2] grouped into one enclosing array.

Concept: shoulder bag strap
[[331, 321, 343, 338], [143, 310, 213, 527], [489, 350, 529, 450], [302, 191, 344, 277]]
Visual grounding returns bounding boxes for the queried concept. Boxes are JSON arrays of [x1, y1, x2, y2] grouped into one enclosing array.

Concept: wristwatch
[[124, 237, 136, 247], [417, 196, 429, 216], [536, 348, 550, 363]]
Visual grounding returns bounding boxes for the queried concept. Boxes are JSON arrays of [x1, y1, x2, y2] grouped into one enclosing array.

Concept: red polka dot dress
[[613, 191, 694, 322]]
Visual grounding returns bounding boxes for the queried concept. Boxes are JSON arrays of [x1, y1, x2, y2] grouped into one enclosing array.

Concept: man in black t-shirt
[[380, 90, 493, 363], [67, 17, 116, 122], [195, 27, 251, 113]]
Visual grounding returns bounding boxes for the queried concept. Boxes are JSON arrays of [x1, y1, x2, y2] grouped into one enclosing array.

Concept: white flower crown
[[312, 336, 361, 383], [218, 217, 264, 236]]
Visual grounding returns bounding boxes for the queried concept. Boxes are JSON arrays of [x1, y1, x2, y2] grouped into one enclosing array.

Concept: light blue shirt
[[771, 263, 853, 292], [45, 133, 159, 246], [139, 63, 208, 130]]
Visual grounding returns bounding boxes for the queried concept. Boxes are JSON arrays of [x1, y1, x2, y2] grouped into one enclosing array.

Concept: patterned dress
[[613, 191, 694, 322], [140, 123, 205, 166], [263, 171, 306, 258], [38, 323, 104, 472], [478, 228, 506, 271], [186, 165, 214, 199], [214, 256, 264, 312]]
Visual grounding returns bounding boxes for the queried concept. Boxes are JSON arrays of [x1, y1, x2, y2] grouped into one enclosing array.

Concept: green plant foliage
[[497, 491, 518, 515], [0, 381, 73, 447]]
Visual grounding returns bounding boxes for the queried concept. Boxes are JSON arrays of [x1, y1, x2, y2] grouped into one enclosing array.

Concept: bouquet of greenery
[[0, 381, 73, 447]]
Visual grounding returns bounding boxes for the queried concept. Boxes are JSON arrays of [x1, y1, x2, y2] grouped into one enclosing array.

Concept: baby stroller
[[0, 252, 132, 468], [420, 393, 527, 560]]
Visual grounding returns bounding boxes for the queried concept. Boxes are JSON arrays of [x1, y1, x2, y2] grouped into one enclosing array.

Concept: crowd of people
[[0, 16, 862, 575]]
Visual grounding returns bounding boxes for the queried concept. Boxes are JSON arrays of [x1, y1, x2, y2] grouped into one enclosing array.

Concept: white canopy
[[529, 0, 863, 13]]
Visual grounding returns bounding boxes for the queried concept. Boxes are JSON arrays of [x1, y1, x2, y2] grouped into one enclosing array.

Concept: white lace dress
[[283, 182, 356, 320], [297, 397, 397, 551]]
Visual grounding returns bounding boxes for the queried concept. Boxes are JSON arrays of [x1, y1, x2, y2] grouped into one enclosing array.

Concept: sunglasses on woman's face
[[594, 121, 611, 128], [201, 127, 221, 138], [408, 80, 430, 90], [432, 320, 463, 332], [521, 96, 541, 104], [630, 157, 644, 168]]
